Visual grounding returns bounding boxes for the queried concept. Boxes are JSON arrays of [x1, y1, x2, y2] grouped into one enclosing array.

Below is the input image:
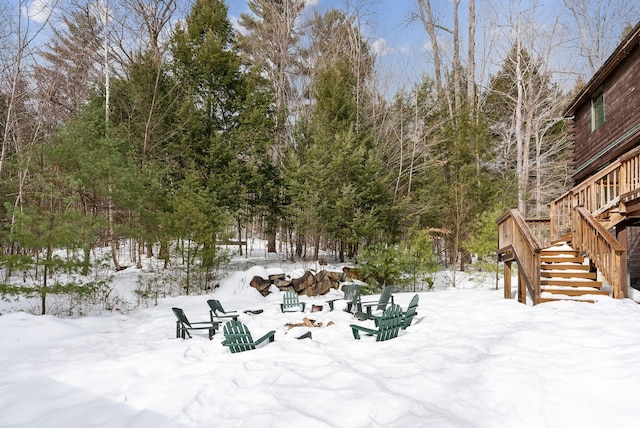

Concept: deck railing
[[550, 149, 640, 242], [525, 218, 551, 248], [572, 207, 627, 298], [497, 209, 542, 304], [549, 192, 573, 240], [619, 148, 640, 202]]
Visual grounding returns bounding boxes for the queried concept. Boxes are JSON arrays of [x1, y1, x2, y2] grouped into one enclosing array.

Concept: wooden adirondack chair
[[373, 294, 419, 329], [280, 290, 306, 312], [221, 320, 276, 353], [350, 304, 404, 342], [207, 299, 239, 323], [172, 307, 219, 339], [401, 294, 419, 329], [326, 283, 362, 313], [355, 285, 395, 320]]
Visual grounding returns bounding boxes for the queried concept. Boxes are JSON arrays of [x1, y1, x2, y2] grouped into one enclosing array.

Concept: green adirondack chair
[[401, 294, 419, 329], [326, 283, 362, 313], [221, 320, 276, 353], [280, 290, 306, 312], [355, 285, 395, 320], [373, 294, 419, 329], [350, 304, 404, 342], [172, 307, 219, 340], [207, 299, 239, 323]]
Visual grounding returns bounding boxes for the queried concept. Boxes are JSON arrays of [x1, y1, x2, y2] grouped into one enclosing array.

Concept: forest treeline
[[1, 0, 639, 311]]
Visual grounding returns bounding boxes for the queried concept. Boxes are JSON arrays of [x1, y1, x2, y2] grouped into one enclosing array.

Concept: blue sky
[[11, 0, 638, 96], [9, 0, 430, 92], [223, 0, 431, 92]]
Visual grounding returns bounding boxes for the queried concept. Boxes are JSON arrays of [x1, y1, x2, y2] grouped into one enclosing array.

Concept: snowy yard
[[3, 248, 640, 427]]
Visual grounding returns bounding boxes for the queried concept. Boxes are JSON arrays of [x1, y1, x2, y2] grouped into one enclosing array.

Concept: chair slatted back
[[375, 304, 404, 342], [282, 291, 301, 310], [402, 294, 419, 329], [374, 285, 395, 312], [344, 284, 359, 301], [223, 320, 256, 353], [207, 299, 225, 315], [344, 284, 361, 312], [172, 307, 192, 327], [207, 299, 239, 321]]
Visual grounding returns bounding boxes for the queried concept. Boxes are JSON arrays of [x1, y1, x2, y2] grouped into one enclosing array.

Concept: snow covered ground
[[3, 245, 640, 427]]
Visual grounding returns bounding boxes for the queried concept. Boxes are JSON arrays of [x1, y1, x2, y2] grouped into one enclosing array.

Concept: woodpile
[[285, 317, 323, 328], [285, 318, 336, 338], [249, 267, 357, 297]]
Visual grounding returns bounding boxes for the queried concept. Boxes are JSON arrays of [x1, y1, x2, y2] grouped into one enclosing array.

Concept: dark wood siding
[[572, 45, 640, 182], [627, 226, 640, 291]]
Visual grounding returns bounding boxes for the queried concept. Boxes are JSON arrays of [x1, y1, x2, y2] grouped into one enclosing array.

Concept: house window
[[591, 87, 605, 131]]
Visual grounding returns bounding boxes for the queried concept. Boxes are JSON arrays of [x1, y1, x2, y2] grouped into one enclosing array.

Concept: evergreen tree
[[239, 0, 305, 253], [108, 51, 182, 267], [294, 51, 390, 262], [171, 0, 276, 265]]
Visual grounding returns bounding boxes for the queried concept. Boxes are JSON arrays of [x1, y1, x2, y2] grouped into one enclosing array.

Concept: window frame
[[591, 86, 605, 131]]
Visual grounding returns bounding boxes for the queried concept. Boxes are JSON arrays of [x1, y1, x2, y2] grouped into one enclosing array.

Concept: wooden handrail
[[497, 209, 542, 304], [572, 207, 627, 298], [550, 149, 640, 242]]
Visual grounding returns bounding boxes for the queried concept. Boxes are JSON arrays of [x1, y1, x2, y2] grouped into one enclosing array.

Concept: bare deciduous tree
[[240, 0, 305, 166], [563, 0, 640, 77], [486, 1, 570, 215]]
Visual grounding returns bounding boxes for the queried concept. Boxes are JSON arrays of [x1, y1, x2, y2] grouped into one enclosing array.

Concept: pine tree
[[171, 0, 276, 265], [239, 0, 305, 253]]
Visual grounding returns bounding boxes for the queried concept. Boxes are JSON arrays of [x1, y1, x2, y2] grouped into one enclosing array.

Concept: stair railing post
[[504, 261, 512, 299]]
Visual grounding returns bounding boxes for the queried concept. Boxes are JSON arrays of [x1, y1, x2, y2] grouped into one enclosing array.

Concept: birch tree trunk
[[515, 31, 527, 213], [467, 0, 476, 106], [417, 0, 443, 94]]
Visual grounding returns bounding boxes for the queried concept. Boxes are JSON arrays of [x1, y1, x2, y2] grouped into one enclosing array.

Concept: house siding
[[626, 225, 640, 291], [572, 45, 640, 182]]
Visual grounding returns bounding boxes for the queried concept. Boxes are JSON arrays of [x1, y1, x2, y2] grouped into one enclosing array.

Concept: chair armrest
[[350, 324, 377, 340], [255, 330, 276, 345], [211, 313, 239, 321], [360, 301, 379, 308], [189, 321, 219, 328]]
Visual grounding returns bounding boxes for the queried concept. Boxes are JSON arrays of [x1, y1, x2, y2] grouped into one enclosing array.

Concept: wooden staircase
[[538, 245, 610, 303], [498, 146, 636, 304]]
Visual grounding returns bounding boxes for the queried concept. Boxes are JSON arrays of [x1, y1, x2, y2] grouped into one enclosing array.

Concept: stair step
[[540, 278, 603, 288], [540, 264, 590, 271], [541, 249, 580, 257], [541, 287, 609, 296], [540, 271, 597, 279], [541, 256, 585, 264], [539, 296, 595, 304]]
